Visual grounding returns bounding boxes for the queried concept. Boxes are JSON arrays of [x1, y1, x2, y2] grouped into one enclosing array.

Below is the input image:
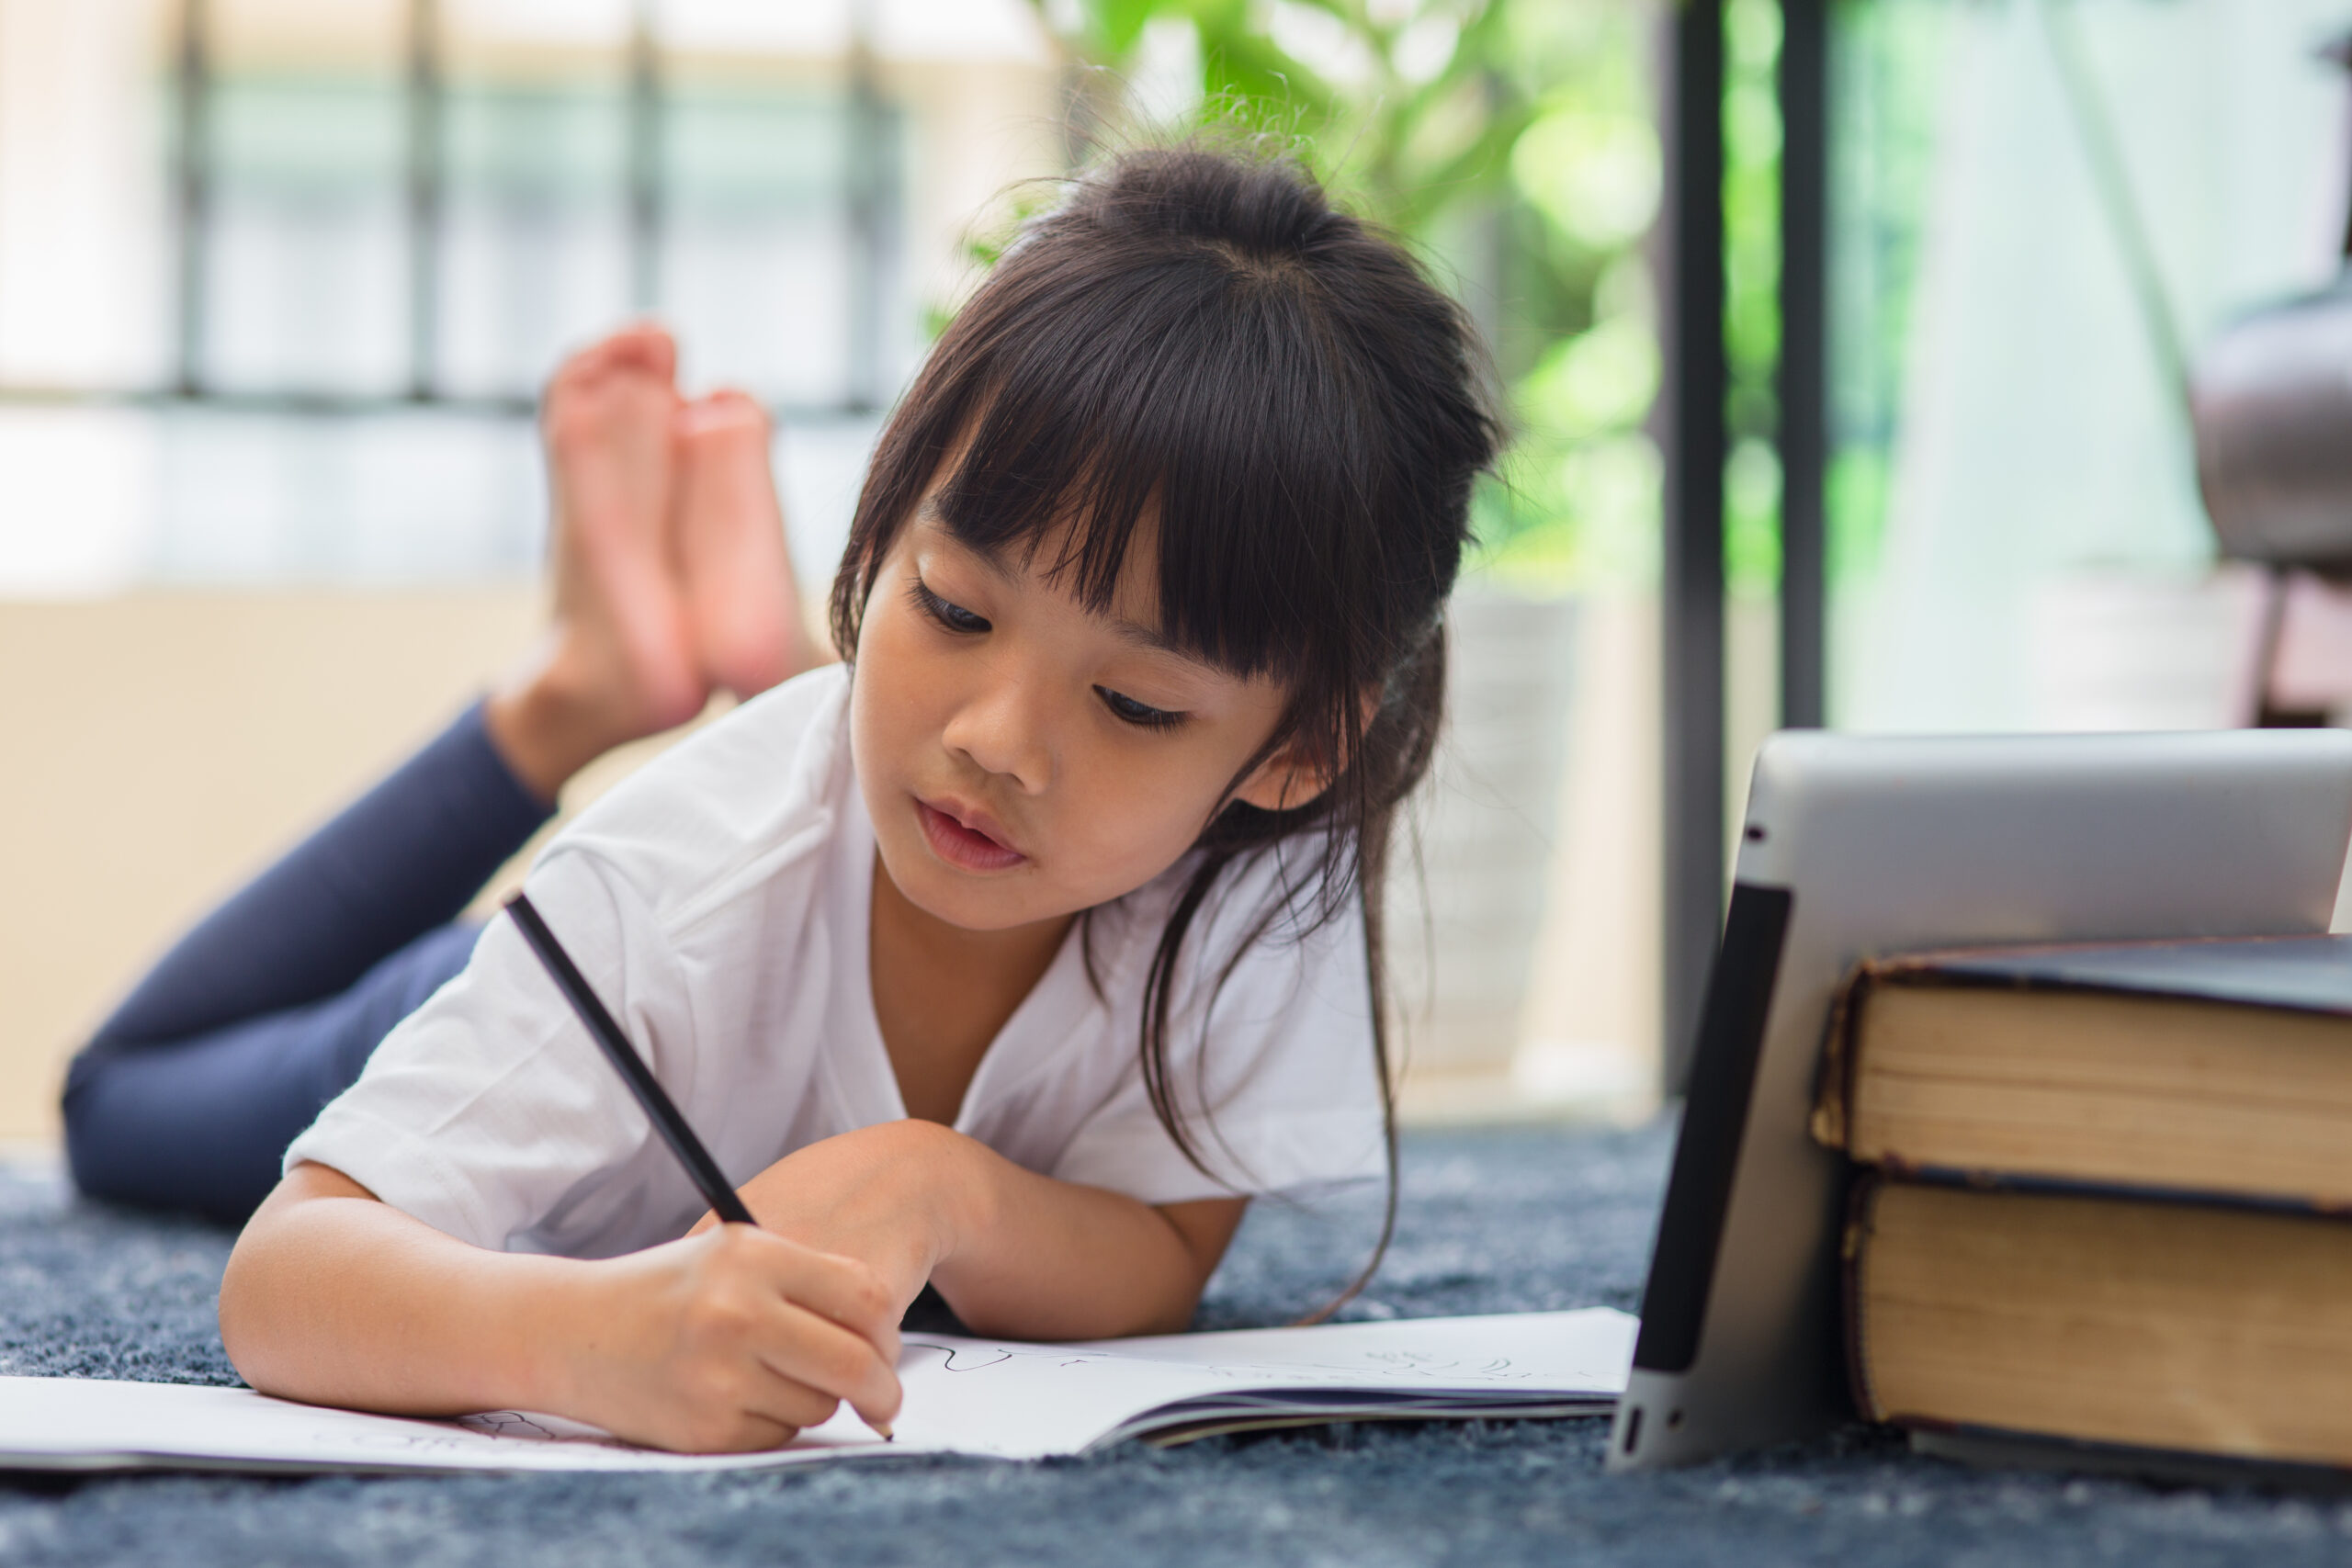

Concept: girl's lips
[[917, 798, 1026, 873]]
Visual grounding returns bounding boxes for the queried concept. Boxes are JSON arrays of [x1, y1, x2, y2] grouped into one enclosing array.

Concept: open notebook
[[0, 1310, 1634, 1475]]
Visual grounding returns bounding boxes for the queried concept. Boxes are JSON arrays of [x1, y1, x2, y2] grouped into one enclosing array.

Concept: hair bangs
[[922, 255, 1374, 695]]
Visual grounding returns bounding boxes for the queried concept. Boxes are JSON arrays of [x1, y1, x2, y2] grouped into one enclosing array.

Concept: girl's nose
[[940, 671, 1054, 793]]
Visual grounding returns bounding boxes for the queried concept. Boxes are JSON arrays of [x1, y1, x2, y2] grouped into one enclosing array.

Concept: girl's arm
[[220, 1162, 905, 1452], [714, 1120, 1247, 1339]]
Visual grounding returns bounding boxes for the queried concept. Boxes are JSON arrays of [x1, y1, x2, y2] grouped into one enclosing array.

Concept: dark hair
[[829, 143, 1501, 1316]]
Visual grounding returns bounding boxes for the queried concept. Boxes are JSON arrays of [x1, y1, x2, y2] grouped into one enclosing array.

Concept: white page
[[1077, 1309, 1638, 1388], [0, 1309, 1634, 1474], [0, 1378, 876, 1474]]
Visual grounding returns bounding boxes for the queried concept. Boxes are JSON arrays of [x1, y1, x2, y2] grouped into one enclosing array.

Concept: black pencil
[[503, 891, 755, 1226], [504, 891, 894, 1442]]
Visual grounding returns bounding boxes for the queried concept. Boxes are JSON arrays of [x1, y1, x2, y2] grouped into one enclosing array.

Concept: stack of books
[[1813, 932, 2352, 1475]]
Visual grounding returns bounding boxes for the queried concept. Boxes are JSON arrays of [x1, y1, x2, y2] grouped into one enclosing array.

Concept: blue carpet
[[3, 1122, 2347, 1565]]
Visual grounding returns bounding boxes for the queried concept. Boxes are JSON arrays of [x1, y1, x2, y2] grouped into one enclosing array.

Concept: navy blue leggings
[[62, 703, 552, 1224]]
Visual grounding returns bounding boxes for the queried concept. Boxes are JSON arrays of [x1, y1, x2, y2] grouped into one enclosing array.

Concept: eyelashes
[[909, 578, 989, 634], [909, 573, 1189, 732], [1093, 686, 1185, 731]]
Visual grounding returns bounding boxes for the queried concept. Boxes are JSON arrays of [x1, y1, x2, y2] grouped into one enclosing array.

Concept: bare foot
[[671, 390, 817, 699], [487, 324, 707, 802]]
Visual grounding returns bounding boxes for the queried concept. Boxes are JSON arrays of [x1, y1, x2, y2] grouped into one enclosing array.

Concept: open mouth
[[916, 798, 1026, 873]]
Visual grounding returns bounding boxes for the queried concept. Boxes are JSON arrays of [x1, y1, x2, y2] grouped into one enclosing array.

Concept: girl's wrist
[[901, 1121, 1001, 1285], [481, 1255, 605, 1416], [848, 1118, 992, 1280]]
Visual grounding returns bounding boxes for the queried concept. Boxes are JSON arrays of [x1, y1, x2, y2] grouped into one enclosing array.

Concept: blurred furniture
[[2190, 36, 2352, 727]]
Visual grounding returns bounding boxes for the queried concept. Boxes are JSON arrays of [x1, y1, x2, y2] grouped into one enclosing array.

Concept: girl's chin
[[876, 846, 1057, 933]]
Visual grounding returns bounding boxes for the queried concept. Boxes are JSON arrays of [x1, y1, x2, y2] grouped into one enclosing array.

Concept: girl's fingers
[[731, 1367, 846, 1438], [754, 1239, 905, 1366], [752, 1294, 903, 1431], [700, 1412, 806, 1454], [680, 1227, 906, 1433]]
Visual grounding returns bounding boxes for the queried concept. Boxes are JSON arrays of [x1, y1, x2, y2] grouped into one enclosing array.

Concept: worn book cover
[[1811, 933, 2352, 1205], [1843, 1174, 2352, 1475]]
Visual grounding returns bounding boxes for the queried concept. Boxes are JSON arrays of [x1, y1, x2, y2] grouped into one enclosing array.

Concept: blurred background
[[2, 0, 2349, 1147]]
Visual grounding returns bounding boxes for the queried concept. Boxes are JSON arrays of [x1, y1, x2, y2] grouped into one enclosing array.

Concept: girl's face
[[849, 499, 1313, 934]]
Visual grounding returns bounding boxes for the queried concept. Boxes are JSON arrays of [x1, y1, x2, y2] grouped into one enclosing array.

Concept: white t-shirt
[[286, 665, 1385, 1258]]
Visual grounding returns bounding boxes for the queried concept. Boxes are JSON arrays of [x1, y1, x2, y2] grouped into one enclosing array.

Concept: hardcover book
[[1812, 933, 2352, 1205], [1845, 1177, 2352, 1470]]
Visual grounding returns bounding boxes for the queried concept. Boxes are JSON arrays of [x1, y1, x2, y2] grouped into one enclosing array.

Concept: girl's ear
[[1229, 689, 1381, 813], [1231, 740, 1335, 814]]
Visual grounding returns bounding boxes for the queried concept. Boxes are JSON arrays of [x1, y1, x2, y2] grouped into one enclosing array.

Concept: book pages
[[0, 1309, 1634, 1474]]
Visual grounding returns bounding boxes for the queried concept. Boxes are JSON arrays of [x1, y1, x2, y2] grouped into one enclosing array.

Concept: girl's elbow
[[216, 1173, 345, 1389], [1136, 1296, 1200, 1337], [216, 1205, 295, 1388]]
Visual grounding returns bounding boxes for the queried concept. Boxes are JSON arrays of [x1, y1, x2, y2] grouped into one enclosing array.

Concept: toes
[[610, 321, 679, 384], [542, 344, 608, 413], [547, 323, 676, 407], [548, 357, 679, 464], [676, 389, 768, 443], [533, 325, 706, 740], [671, 393, 805, 698], [673, 391, 781, 507]]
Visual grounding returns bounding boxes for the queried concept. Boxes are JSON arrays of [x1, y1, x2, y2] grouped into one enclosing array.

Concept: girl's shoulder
[[529, 664, 857, 929]]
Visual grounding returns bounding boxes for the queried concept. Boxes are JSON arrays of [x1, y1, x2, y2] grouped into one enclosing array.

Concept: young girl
[[213, 145, 1500, 1454]]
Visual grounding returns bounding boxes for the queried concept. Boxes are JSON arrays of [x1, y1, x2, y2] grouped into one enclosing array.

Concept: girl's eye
[[1096, 685, 1186, 730], [912, 579, 989, 634]]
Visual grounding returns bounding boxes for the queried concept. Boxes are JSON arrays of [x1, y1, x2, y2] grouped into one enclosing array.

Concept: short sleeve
[[1049, 871, 1388, 1207], [283, 844, 685, 1252]]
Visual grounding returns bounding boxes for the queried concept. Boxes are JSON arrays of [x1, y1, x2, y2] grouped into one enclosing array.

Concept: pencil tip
[[874, 1422, 894, 1441]]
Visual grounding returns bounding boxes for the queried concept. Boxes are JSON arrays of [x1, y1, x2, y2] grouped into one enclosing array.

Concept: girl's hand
[[686, 1121, 1248, 1343], [685, 1120, 976, 1312], [563, 1223, 903, 1453], [223, 1162, 906, 1457]]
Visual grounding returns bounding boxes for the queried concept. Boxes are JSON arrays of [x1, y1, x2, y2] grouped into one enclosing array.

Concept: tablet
[[1607, 728, 2352, 1471]]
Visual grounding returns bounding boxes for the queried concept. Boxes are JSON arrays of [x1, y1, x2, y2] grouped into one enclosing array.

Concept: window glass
[[0, 0, 1033, 592], [1828, 0, 2350, 732]]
